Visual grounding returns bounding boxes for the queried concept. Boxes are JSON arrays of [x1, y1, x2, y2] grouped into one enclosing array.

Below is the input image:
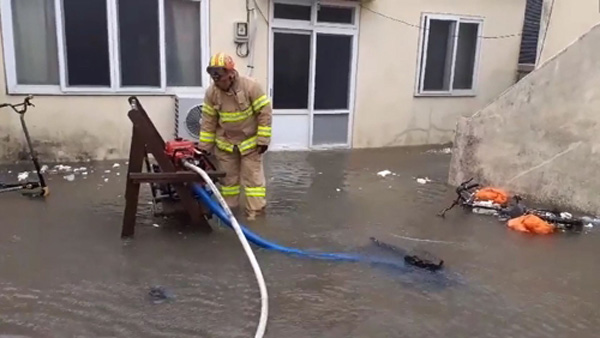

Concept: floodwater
[[1, 147, 599, 338]]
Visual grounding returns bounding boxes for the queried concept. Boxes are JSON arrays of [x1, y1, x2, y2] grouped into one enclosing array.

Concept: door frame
[[267, 0, 360, 150]]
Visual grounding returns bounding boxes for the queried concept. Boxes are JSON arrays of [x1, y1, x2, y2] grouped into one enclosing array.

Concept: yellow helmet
[[208, 52, 235, 70]]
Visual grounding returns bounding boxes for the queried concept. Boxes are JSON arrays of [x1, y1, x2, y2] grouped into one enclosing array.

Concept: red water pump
[[165, 138, 197, 169], [164, 138, 217, 172]]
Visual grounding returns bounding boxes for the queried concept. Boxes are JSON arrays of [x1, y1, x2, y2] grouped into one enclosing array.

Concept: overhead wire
[[360, 4, 523, 40]]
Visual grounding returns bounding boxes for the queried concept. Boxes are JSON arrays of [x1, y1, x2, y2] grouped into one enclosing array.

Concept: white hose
[[183, 161, 268, 338]]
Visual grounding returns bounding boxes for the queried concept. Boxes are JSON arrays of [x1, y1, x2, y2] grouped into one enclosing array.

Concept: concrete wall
[[353, 0, 526, 148], [0, 0, 525, 162], [449, 23, 600, 214], [538, 0, 600, 65]]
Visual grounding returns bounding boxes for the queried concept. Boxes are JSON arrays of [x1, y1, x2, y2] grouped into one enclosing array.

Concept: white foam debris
[[8, 170, 12, 174], [416, 177, 432, 184], [40, 165, 49, 173], [104, 170, 111, 174], [473, 200, 495, 208], [116, 173, 120, 176], [17, 172, 29, 181], [377, 170, 392, 177], [63, 174, 75, 182], [54, 164, 73, 172], [82, 172, 88, 176], [113, 163, 120, 168], [153, 224, 160, 228], [427, 148, 453, 154], [585, 223, 594, 228], [336, 188, 341, 192], [473, 208, 498, 216], [560, 212, 573, 219], [104, 178, 109, 182]]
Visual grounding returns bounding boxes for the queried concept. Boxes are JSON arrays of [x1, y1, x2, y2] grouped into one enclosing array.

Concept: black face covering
[[206, 66, 227, 81]]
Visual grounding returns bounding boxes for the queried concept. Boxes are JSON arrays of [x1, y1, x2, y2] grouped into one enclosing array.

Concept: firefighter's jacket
[[198, 75, 272, 155]]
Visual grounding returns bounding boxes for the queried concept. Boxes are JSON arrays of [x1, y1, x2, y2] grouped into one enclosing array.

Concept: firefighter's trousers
[[215, 147, 266, 215]]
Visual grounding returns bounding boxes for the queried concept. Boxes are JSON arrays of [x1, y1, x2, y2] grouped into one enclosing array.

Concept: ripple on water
[[1, 150, 600, 337]]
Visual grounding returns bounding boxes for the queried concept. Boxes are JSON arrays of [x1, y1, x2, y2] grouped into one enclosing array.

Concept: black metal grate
[[184, 105, 202, 138], [519, 0, 544, 64]]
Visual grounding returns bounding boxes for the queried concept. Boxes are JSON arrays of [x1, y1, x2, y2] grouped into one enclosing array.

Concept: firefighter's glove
[[257, 145, 268, 154]]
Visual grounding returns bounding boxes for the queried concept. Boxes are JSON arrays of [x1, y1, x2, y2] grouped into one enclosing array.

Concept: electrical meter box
[[234, 21, 249, 42]]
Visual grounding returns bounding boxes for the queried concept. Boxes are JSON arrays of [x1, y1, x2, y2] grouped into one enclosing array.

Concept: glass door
[[270, 30, 312, 150], [311, 32, 354, 147], [269, 1, 359, 150]]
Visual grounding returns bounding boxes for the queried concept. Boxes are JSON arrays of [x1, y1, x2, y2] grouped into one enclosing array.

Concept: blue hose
[[191, 184, 408, 267], [192, 183, 360, 261]]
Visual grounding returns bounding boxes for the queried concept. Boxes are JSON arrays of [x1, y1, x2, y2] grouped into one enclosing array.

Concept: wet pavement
[[1, 147, 599, 338]]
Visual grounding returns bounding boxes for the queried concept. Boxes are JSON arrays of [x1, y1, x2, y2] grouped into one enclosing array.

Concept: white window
[[416, 14, 483, 96], [0, 0, 209, 95]]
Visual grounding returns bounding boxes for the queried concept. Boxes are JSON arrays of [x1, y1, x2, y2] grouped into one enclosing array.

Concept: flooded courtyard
[[1, 147, 599, 338]]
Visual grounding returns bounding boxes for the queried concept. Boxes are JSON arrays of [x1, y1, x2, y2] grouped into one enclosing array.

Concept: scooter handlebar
[[0, 95, 34, 114]]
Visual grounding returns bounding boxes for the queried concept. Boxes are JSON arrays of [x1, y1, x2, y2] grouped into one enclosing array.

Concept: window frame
[[0, 0, 210, 95], [272, 0, 359, 30], [414, 13, 483, 97]]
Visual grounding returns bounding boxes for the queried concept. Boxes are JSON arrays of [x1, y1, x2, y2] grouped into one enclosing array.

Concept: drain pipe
[[246, 0, 259, 77], [183, 160, 268, 338]]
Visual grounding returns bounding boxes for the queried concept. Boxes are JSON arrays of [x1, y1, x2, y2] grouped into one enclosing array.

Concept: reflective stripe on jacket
[[198, 74, 272, 156]]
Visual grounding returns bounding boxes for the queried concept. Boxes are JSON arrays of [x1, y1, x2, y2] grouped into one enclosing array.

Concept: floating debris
[[17, 172, 29, 181], [416, 177, 432, 184], [153, 224, 160, 228], [40, 165, 49, 173], [63, 174, 75, 182], [113, 163, 121, 168], [336, 188, 341, 192], [426, 148, 452, 154], [560, 212, 573, 220], [377, 170, 393, 177], [148, 286, 174, 304], [54, 164, 73, 172], [104, 178, 109, 182], [104, 170, 111, 174]]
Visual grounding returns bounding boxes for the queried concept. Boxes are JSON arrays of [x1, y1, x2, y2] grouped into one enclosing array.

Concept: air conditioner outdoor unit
[[175, 95, 203, 141]]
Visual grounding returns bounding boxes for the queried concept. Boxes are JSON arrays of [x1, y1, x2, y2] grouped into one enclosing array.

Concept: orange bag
[[507, 214, 555, 235], [474, 187, 509, 205]]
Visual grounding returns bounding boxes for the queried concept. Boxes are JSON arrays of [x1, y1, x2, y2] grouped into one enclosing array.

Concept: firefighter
[[198, 52, 272, 221]]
